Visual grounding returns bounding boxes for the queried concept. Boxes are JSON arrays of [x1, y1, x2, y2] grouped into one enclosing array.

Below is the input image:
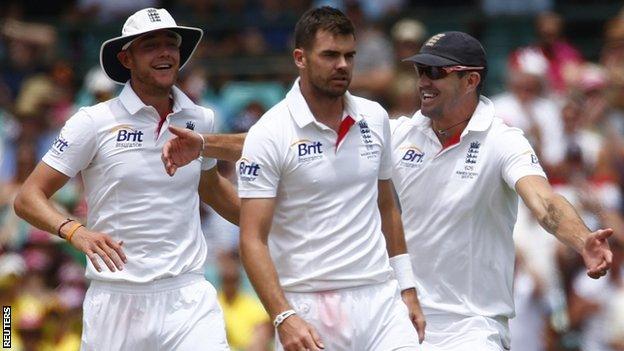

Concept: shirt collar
[[119, 81, 198, 115], [409, 96, 495, 136], [462, 96, 494, 134], [286, 77, 363, 128]]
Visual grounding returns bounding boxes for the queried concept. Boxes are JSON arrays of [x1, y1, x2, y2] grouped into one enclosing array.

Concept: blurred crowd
[[1, 0, 624, 350]]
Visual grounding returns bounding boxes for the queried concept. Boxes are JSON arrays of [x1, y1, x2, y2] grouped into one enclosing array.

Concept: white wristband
[[389, 254, 416, 291], [193, 131, 205, 155], [273, 309, 296, 328]]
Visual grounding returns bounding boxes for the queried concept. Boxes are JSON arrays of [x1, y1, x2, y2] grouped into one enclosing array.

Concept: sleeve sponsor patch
[[50, 132, 70, 155], [238, 157, 261, 181]]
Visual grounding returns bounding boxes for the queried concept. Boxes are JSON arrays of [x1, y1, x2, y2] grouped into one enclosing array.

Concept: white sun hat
[[100, 8, 203, 84]]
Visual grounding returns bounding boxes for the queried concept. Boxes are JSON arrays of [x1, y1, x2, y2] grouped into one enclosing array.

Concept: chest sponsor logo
[[51, 133, 69, 155], [398, 145, 425, 168], [111, 125, 144, 148], [455, 140, 481, 179], [186, 121, 195, 130], [291, 139, 324, 163], [238, 157, 261, 181]]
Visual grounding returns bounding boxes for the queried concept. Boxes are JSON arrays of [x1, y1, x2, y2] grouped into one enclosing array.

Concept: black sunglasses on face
[[415, 64, 485, 80]]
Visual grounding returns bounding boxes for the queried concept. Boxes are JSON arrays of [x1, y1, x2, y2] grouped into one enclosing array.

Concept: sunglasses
[[415, 65, 485, 80]]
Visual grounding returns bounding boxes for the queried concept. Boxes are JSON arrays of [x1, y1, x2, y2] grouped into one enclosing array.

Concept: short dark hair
[[294, 6, 355, 49]]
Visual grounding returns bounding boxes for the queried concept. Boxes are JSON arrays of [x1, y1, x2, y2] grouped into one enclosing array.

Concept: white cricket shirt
[[43, 83, 217, 283], [237, 79, 394, 292], [390, 97, 546, 318]]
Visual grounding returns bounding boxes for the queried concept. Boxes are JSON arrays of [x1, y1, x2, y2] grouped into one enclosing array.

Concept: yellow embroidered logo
[[425, 33, 445, 47]]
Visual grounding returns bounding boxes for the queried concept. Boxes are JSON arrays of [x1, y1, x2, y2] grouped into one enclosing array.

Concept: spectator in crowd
[[606, 269, 624, 350], [531, 11, 583, 94], [386, 18, 426, 118], [217, 249, 272, 351], [492, 46, 566, 170], [0, 19, 56, 99], [75, 66, 118, 106], [510, 251, 548, 351], [346, 1, 395, 99], [70, 0, 161, 24], [482, 0, 553, 16], [570, 236, 623, 351], [601, 15, 624, 75], [231, 101, 265, 133]]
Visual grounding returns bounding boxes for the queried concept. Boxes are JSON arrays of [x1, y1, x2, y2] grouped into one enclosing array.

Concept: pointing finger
[[595, 228, 613, 241], [168, 125, 191, 138]]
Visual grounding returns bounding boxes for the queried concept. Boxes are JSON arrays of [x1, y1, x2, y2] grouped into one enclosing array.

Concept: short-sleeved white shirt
[[237, 79, 393, 292], [43, 82, 217, 283], [390, 97, 546, 318]]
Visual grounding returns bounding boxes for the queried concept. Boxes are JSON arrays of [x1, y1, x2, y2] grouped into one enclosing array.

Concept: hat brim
[[402, 53, 460, 67], [100, 26, 203, 85]]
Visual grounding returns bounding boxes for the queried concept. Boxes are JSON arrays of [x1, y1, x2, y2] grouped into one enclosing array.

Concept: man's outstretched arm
[[162, 126, 246, 175], [517, 175, 613, 279]]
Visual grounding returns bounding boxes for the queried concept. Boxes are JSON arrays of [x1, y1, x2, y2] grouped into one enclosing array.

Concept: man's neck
[[299, 79, 344, 131], [431, 96, 479, 142], [130, 80, 173, 118]]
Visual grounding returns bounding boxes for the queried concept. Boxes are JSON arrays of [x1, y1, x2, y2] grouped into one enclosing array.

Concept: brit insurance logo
[[522, 150, 541, 168], [110, 125, 144, 148], [238, 157, 261, 182], [398, 145, 425, 168], [290, 139, 323, 163], [51, 130, 70, 155]]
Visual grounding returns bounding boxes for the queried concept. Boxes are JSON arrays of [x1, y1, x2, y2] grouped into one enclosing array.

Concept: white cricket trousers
[[80, 273, 229, 351], [421, 313, 510, 351], [277, 280, 420, 351]]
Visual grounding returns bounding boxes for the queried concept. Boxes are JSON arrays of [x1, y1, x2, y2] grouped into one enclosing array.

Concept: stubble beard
[[421, 103, 443, 121], [136, 68, 177, 95], [313, 77, 349, 99]]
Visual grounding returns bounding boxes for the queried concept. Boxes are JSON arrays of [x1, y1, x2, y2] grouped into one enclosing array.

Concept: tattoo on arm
[[544, 203, 563, 233]]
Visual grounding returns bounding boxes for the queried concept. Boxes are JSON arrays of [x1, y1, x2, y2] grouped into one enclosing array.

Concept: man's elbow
[[13, 189, 29, 220]]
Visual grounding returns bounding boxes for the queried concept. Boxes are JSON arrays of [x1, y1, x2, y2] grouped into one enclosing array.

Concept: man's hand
[[582, 228, 614, 279], [277, 315, 324, 351], [70, 227, 127, 273], [401, 288, 426, 344], [162, 126, 203, 176]]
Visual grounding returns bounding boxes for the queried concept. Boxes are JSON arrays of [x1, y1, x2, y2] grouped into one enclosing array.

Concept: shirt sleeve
[[499, 127, 547, 190], [41, 109, 97, 177], [378, 109, 393, 180], [237, 123, 282, 198], [199, 107, 218, 171]]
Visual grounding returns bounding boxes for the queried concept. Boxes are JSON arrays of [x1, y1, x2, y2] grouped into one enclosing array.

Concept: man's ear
[[293, 48, 305, 70], [465, 71, 481, 93], [117, 51, 132, 69]]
